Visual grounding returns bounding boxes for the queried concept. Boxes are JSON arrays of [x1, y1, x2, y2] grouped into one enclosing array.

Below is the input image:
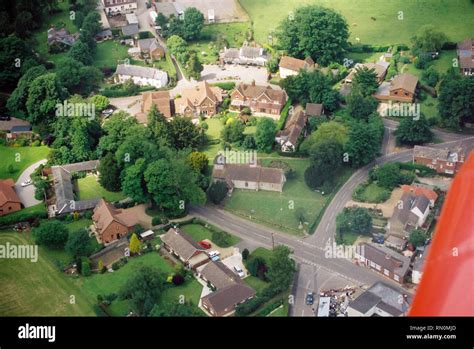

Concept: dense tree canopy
[[276, 5, 349, 65], [438, 76, 474, 128], [411, 25, 448, 56], [34, 220, 69, 249], [345, 118, 384, 168], [254, 118, 276, 152], [336, 207, 372, 236], [395, 115, 433, 146], [352, 67, 379, 97], [163, 8, 204, 41], [281, 70, 340, 111], [300, 121, 349, 153], [266, 246, 296, 293]]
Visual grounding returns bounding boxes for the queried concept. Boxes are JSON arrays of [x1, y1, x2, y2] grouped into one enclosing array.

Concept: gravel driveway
[[15, 159, 47, 208]]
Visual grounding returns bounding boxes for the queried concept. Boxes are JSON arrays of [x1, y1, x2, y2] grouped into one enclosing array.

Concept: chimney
[[251, 80, 255, 87]]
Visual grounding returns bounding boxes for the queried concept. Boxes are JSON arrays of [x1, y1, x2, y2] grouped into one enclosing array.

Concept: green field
[[244, 275, 268, 293], [200, 118, 224, 162], [180, 223, 240, 246], [239, 0, 474, 46], [93, 40, 130, 70], [77, 175, 126, 202], [0, 145, 50, 181], [0, 231, 96, 316], [224, 158, 349, 235]]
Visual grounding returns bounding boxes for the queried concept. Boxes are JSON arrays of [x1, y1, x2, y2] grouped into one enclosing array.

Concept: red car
[[199, 241, 211, 249]]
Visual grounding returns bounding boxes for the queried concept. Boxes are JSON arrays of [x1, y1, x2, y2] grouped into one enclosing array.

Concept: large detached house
[[47, 27, 78, 47], [388, 185, 437, 238], [230, 81, 287, 118], [413, 145, 465, 175], [136, 91, 172, 123], [92, 199, 139, 244], [275, 110, 308, 152], [103, 0, 138, 15], [457, 38, 474, 76], [212, 155, 286, 193], [198, 261, 255, 316], [174, 81, 223, 117], [374, 73, 418, 103], [355, 243, 410, 284], [279, 56, 316, 78], [160, 228, 210, 269], [137, 38, 165, 60], [115, 64, 168, 88], [220, 45, 270, 66], [0, 179, 21, 216]]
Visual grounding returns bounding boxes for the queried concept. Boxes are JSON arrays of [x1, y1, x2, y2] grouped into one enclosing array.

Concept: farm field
[[239, 0, 474, 46], [77, 175, 126, 202], [0, 231, 96, 316], [0, 145, 50, 181]]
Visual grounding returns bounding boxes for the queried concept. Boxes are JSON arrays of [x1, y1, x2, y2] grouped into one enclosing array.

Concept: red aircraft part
[[409, 152, 474, 316]]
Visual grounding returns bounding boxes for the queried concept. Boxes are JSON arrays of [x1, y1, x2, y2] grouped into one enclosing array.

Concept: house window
[[245, 182, 248, 187], [394, 274, 400, 282], [375, 264, 381, 271], [384, 269, 389, 276]]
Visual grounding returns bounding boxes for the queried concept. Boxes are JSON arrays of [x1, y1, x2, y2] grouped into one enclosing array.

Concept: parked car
[[208, 250, 220, 258], [234, 266, 245, 278], [372, 233, 385, 244], [21, 179, 32, 187], [102, 109, 114, 117], [199, 241, 211, 249], [306, 292, 314, 305], [0, 115, 11, 121]]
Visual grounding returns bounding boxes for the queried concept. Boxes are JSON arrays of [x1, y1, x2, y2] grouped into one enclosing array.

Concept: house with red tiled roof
[[374, 73, 418, 103], [230, 81, 287, 118], [92, 199, 139, 244], [174, 81, 223, 117], [135, 91, 172, 123], [0, 179, 21, 216], [279, 56, 316, 78]]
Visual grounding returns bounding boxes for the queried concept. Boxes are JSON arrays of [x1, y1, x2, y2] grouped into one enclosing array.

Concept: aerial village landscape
[[0, 0, 473, 322]]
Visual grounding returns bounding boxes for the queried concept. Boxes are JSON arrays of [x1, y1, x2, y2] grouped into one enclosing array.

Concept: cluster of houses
[[160, 227, 256, 316]]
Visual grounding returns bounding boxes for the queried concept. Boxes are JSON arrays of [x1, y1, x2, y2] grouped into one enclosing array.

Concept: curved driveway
[[14, 159, 47, 208]]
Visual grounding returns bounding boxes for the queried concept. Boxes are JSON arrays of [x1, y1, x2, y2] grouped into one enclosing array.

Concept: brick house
[[230, 81, 287, 118], [92, 199, 139, 245], [0, 179, 22, 216], [137, 38, 165, 61], [374, 73, 418, 103], [457, 38, 474, 76], [198, 261, 255, 316], [135, 91, 172, 123], [413, 145, 465, 175], [275, 110, 308, 152], [279, 56, 316, 78], [174, 81, 223, 117], [355, 243, 410, 284]]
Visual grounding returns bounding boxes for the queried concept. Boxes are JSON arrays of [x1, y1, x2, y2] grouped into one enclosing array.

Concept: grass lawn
[[73, 252, 203, 316], [224, 158, 352, 236], [0, 145, 50, 181], [0, 231, 96, 316], [244, 275, 268, 293], [77, 175, 126, 202], [180, 223, 240, 246], [201, 117, 224, 162], [240, 0, 474, 47], [189, 22, 250, 64], [346, 51, 383, 64], [354, 182, 391, 203], [93, 40, 130, 70], [338, 231, 360, 245], [268, 302, 289, 316]]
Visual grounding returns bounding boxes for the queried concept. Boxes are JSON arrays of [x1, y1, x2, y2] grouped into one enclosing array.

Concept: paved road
[[310, 136, 474, 248], [14, 159, 47, 208]]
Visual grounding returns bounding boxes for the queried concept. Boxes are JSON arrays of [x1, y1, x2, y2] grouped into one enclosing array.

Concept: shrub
[[211, 230, 233, 247], [207, 181, 228, 205], [81, 257, 91, 276], [111, 262, 120, 271], [242, 248, 250, 261], [172, 274, 185, 286]]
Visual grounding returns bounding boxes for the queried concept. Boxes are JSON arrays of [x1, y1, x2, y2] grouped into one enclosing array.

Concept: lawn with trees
[[0, 145, 50, 180]]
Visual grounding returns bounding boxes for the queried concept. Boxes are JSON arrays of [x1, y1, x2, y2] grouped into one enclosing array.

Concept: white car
[[208, 250, 220, 258], [234, 266, 245, 278], [21, 179, 32, 187]]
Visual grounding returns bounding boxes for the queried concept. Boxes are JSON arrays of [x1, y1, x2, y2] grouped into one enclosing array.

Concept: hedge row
[[277, 98, 293, 130], [0, 205, 48, 227]]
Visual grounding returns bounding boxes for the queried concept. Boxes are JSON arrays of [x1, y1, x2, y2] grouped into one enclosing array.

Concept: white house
[[103, 0, 137, 15], [279, 56, 315, 79], [115, 64, 168, 88]]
